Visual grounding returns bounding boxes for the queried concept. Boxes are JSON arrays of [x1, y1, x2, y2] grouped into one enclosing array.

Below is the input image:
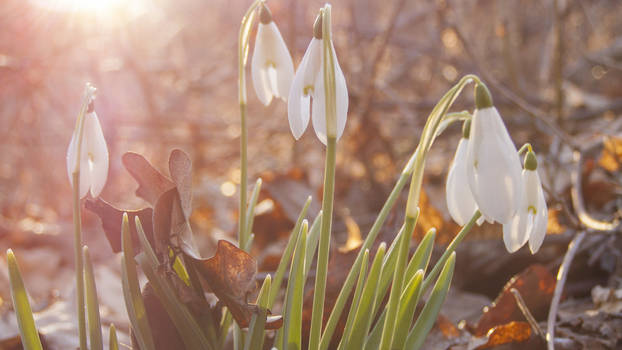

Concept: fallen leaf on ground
[[469, 321, 532, 349], [473, 264, 556, 336]]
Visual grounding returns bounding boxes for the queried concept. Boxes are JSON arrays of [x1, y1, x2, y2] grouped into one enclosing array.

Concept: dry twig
[[546, 231, 586, 350]]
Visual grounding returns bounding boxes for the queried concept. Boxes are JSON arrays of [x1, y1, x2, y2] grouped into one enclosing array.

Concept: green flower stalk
[[308, 5, 345, 350], [237, 0, 262, 251], [66, 83, 100, 350]]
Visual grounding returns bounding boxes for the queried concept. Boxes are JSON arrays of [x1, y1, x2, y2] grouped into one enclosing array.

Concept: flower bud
[[259, 3, 272, 24], [313, 13, 323, 39], [475, 83, 493, 109], [524, 150, 538, 171]]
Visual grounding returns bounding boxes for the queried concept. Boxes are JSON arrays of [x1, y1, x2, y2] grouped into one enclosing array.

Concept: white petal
[[502, 211, 529, 253], [529, 184, 548, 253], [67, 131, 77, 183], [251, 23, 274, 106], [524, 169, 541, 208], [266, 22, 294, 101], [66, 130, 89, 198], [287, 38, 320, 139], [287, 74, 310, 139], [446, 139, 478, 226], [84, 112, 109, 197], [311, 72, 327, 145], [311, 40, 348, 144], [301, 39, 322, 88], [331, 41, 348, 141], [466, 107, 522, 223]]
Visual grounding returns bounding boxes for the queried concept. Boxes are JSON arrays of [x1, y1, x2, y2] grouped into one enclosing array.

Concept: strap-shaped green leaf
[[345, 243, 386, 350], [405, 253, 456, 350], [277, 220, 308, 350], [421, 211, 480, 293], [268, 196, 312, 307], [337, 249, 369, 350], [391, 270, 424, 349], [244, 275, 271, 350], [404, 229, 435, 280], [364, 227, 433, 350], [109, 324, 119, 350], [6, 249, 43, 350], [83, 246, 103, 350], [378, 212, 418, 350], [243, 178, 263, 246], [120, 213, 155, 350], [303, 212, 323, 279]]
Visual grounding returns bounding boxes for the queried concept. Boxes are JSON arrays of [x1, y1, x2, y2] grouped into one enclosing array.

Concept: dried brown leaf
[[185, 240, 282, 329], [475, 321, 532, 349], [84, 198, 154, 254], [153, 188, 198, 258], [122, 152, 174, 205], [474, 264, 556, 336], [168, 149, 193, 220]]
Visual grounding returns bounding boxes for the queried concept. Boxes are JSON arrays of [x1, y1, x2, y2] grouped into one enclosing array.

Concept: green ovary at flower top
[[251, 2, 294, 106], [287, 12, 348, 144]]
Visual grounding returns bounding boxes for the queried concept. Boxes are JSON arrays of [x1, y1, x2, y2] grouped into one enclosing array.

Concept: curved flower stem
[[517, 143, 533, 156], [421, 210, 481, 293], [71, 84, 96, 350], [237, 0, 262, 250], [405, 75, 480, 216], [319, 75, 480, 349]]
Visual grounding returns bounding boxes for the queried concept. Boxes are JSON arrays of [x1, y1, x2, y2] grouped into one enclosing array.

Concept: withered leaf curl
[[184, 240, 283, 330]]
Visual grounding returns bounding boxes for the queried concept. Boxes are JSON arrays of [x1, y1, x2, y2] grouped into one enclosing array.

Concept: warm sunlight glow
[[29, 0, 146, 19]]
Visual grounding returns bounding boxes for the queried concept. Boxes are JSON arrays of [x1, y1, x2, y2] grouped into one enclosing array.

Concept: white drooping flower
[[446, 122, 479, 226], [66, 108, 109, 198], [502, 151, 548, 253], [251, 4, 294, 106], [287, 14, 348, 145], [466, 84, 523, 223]]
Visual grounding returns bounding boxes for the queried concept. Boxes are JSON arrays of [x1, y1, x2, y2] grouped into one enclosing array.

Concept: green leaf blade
[[6, 249, 43, 350], [120, 213, 156, 350], [405, 253, 456, 350], [345, 242, 386, 350], [83, 246, 103, 350]]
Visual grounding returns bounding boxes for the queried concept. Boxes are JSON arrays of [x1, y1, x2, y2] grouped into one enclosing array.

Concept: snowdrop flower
[[251, 3, 294, 106], [446, 120, 479, 226], [466, 84, 522, 223], [503, 150, 548, 253], [66, 103, 109, 198], [288, 14, 348, 145]]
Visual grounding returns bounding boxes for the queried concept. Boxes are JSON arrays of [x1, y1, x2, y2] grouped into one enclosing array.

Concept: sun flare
[[30, 0, 137, 15]]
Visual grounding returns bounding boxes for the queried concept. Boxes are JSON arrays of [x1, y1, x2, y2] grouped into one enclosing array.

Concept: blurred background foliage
[[1, 0, 622, 337]]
